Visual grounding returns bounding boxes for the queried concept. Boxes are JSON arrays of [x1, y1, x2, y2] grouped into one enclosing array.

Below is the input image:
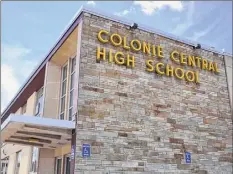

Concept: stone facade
[[75, 12, 232, 174]]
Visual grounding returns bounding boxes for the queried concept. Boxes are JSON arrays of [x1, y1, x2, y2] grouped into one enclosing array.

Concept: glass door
[[55, 157, 62, 174]]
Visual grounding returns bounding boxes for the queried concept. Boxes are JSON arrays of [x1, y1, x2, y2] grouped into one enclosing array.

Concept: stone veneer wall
[[75, 12, 232, 174]]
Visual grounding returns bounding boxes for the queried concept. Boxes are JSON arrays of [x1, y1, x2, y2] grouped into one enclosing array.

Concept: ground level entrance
[[1, 114, 75, 174]]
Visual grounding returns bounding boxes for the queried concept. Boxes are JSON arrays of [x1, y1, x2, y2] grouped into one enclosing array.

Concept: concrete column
[[19, 147, 32, 174], [7, 153, 16, 174], [38, 149, 55, 174]]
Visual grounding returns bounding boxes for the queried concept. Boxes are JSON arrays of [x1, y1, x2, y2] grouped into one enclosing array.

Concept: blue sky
[[1, 1, 232, 112]]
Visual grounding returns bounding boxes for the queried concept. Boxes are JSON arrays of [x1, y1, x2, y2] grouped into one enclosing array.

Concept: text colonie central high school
[[96, 29, 220, 83]]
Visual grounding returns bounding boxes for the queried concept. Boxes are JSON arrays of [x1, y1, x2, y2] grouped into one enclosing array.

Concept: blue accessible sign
[[185, 152, 191, 164], [82, 144, 91, 158]]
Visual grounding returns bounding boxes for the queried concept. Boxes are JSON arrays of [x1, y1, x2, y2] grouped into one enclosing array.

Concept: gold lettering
[[127, 54, 135, 68], [130, 39, 141, 51], [110, 33, 122, 46], [155, 62, 165, 75], [214, 62, 220, 73], [208, 62, 215, 72], [97, 30, 109, 43], [188, 56, 196, 67], [108, 49, 113, 63], [202, 59, 208, 70], [195, 57, 201, 68], [152, 45, 156, 57], [166, 64, 174, 77], [142, 42, 151, 55], [185, 71, 195, 82], [97, 47, 106, 61], [170, 51, 180, 63], [123, 37, 130, 50], [114, 52, 125, 65], [195, 71, 200, 83], [157, 45, 164, 58], [180, 53, 187, 65], [174, 68, 184, 80], [145, 60, 154, 72]]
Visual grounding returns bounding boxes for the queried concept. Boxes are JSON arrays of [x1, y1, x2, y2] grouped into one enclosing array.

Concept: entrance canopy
[[1, 114, 75, 149]]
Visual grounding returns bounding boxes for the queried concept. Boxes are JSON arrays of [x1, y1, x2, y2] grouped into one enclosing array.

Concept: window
[[59, 57, 76, 121], [59, 64, 68, 120], [1, 157, 9, 174], [22, 103, 27, 115], [63, 154, 71, 174], [35, 87, 44, 117], [30, 147, 39, 173], [15, 151, 22, 174], [68, 58, 76, 121], [55, 157, 62, 174]]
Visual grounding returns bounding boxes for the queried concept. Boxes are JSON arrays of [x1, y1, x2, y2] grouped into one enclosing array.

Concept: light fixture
[[193, 43, 201, 50], [28, 138, 39, 143], [130, 23, 138, 30]]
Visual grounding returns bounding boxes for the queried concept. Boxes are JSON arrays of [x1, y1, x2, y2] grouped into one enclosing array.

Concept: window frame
[[15, 151, 22, 174], [55, 157, 62, 174], [30, 147, 39, 173], [35, 86, 44, 117], [67, 57, 76, 121], [63, 154, 71, 174], [59, 62, 68, 120]]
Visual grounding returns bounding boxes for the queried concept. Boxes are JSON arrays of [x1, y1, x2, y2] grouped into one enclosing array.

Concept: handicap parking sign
[[82, 144, 91, 158], [185, 152, 191, 164]]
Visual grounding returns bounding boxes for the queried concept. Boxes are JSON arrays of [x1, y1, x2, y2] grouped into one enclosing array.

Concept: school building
[[1, 6, 232, 174]]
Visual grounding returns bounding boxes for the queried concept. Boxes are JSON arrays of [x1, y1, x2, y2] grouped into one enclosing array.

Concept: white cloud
[[114, 7, 135, 17], [2, 43, 31, 61], [87, 1, 96, 6], [172, 1, 195, 36], [1, 64, 20, 112], [189, 16, 222, 41], [133, 1, 184, 15], [1, 44, 38, 112]]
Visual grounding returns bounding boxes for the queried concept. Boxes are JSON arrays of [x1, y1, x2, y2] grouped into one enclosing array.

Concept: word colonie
[[96, 29, 220, 83]]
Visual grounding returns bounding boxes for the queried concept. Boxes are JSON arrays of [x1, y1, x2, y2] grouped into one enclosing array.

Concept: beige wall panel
[[38, 149, 55, 174], [19, 147, 32, 174], [54, 144, 71, 157], [26, 91, 37, 115], [42, 61, 61, 119]]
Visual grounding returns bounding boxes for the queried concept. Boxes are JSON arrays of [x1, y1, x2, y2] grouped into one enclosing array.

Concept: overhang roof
[[1, 114, 75, 148], [1, 5, 232, 120]]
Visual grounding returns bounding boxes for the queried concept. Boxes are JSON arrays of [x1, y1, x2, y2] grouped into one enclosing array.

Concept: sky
[[1, 1, 232, 113]]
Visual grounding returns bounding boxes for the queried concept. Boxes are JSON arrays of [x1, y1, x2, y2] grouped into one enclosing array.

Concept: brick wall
[[75, 12, 232, 174]]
